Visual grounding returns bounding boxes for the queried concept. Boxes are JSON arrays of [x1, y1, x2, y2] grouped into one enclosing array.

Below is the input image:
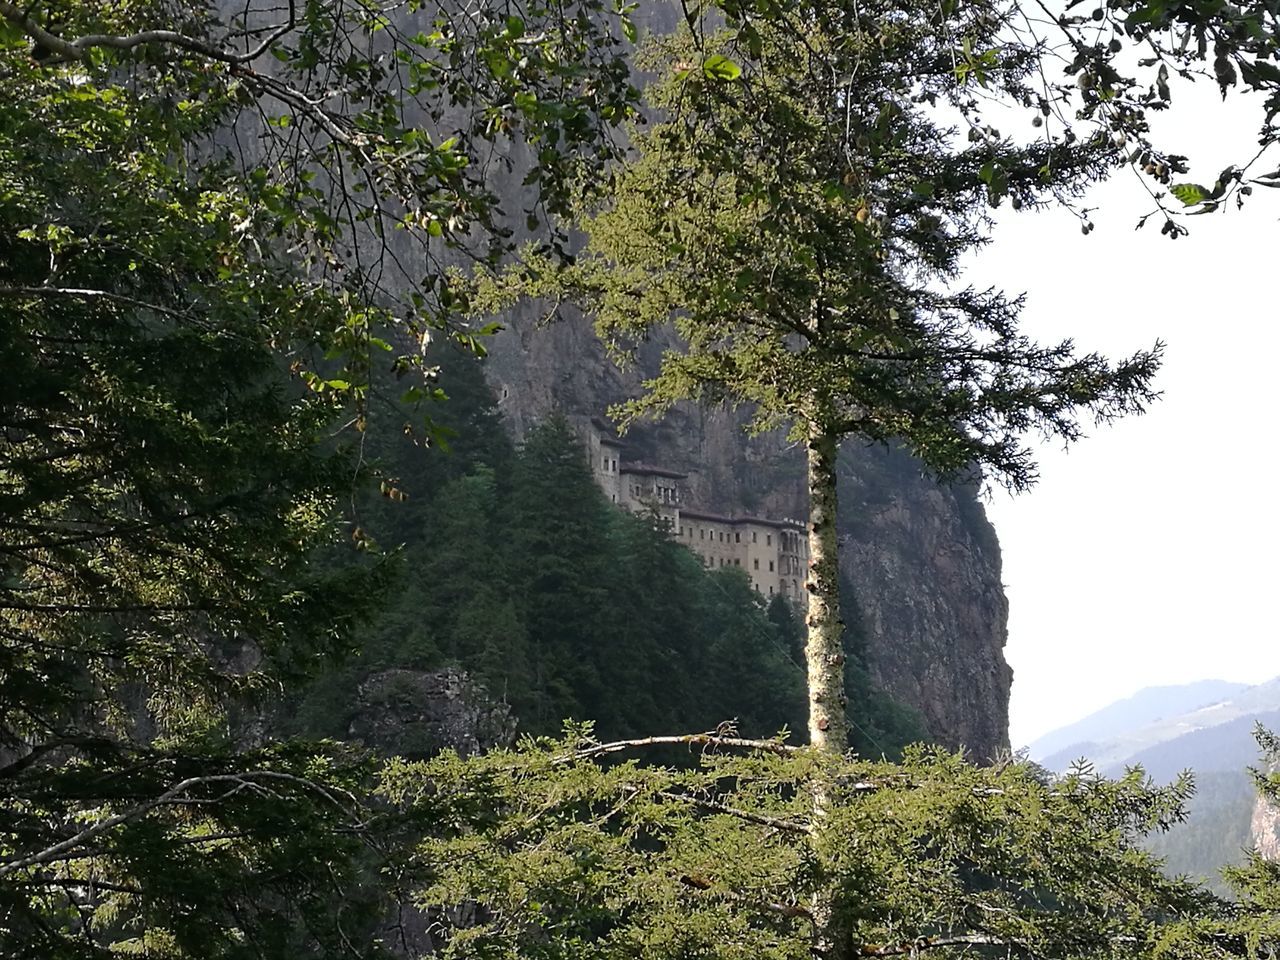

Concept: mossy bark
[[805, 424, 848, 755], [805, 420, 850, 959]]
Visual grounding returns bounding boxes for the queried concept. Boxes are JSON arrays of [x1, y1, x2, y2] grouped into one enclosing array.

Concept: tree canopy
[[0, 2, 642, 954]]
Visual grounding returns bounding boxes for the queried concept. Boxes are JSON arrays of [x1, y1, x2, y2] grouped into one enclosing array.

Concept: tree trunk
[[805, 423, 847, 755], [804, 421, 850, 959]]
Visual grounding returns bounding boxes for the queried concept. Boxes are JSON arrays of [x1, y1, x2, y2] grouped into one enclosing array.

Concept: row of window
[[627, 482, 679, 503], [699, 553, 778, 573], [680, 525, 774, 547]]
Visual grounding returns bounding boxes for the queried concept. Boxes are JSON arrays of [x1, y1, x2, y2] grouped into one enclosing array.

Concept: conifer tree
[[508, 417, 614, 730], [0, 2, 641, 952], [517, 4, 1162, 757]]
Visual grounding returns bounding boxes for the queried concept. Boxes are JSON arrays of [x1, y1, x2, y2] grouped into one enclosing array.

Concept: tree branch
[[564, 732, 800, 762], [0, 1, 297, 65], [659, 790, 812, 834], [0, 770, 363, 878]]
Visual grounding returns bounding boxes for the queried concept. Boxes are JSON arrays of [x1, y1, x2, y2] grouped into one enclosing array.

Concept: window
[[700, 529, 705, 540], [734, 532, 740, 543], [603, 456, 608, 469], [718, 532, 724, 542], [766, 534, 772, 546], [752, 531, 757, 543], [753, 559, 759, 570], [769, 561, 774, 572], [734, 558, 740, 566], [612, 459, 617, 471], [769, 585, 774, 595]]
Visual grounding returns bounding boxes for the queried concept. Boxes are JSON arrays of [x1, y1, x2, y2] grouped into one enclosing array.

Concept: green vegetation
[[380, 730, 1276, 960], [295, 351, 923, 756], [6, 0, 1280, 957]]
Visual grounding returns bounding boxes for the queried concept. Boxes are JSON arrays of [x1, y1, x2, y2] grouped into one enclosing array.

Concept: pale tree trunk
[[805, 422, 848, 754], [804, 419, 849, 960]]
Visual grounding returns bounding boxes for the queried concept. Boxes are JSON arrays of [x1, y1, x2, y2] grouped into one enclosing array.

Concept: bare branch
[[564, 732, 801, 762]]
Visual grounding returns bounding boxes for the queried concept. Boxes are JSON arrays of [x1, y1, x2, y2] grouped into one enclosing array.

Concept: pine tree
[[507, 417, 614, 732]]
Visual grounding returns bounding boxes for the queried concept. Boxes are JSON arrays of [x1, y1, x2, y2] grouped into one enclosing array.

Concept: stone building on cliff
[[586, 419, 808, 604]]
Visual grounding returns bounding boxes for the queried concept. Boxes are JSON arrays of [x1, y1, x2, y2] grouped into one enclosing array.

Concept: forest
[[4, 0, 1280, 958]]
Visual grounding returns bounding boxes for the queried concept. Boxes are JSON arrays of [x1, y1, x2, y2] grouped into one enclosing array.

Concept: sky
[[961, 83, 1280, 747]]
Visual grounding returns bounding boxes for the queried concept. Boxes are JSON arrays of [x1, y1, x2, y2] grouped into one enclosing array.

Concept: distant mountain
[[1124, 710, 1280, 781], [1027, 680, 1249, 764], [1025, 677, 1280, 893]]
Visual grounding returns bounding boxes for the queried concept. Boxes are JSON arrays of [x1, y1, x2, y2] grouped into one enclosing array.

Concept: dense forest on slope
[[291, 348, 925, 757]]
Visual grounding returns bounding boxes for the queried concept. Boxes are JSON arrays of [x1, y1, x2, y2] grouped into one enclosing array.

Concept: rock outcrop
[[1252, 793, 1280, 860], [347, 668, 515, 758]]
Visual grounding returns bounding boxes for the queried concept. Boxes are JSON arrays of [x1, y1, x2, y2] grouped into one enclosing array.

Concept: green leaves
[[386, 732, 1248, 960], [1171, 182, 1210, 205], [702, 54, 743, 81]]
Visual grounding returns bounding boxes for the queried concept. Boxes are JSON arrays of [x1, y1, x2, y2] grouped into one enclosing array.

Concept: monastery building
[[586, 421, 808, 605]]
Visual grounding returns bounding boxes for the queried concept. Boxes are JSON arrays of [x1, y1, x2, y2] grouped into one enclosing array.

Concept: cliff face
[[481, 299, 1011, 757]]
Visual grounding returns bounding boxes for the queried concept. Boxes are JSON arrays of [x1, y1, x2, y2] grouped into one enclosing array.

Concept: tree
[[510, 6, 1161, 756], [0, 2, 644, 953], [1005, 0, 1280, 230], [507, 417, 615, 731]]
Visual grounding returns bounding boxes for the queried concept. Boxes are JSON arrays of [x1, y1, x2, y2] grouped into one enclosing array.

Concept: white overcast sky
[[961, 82, 1280, 747]]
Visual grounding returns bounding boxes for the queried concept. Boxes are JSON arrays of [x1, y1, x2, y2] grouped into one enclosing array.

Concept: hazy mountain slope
[[1121, 710, 1280, 781], [1028, 680, 1248, 762], [1030, 679, 1280, 895], [1037, 679, 1280, 773]]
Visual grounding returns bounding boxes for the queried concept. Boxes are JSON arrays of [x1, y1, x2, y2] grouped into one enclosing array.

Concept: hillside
[[1035, 678, 1280, 774], [1030, 679, 1280, 892], [1027, 680, 1249, 763]]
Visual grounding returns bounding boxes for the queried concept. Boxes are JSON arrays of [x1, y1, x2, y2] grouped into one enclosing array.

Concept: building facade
[[587, 420, 808, 604]]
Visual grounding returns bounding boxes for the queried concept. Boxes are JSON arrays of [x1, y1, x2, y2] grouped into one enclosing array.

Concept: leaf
[[621, 18, 637, 44], [1214, 56, 1237, 94], [1169, 182, 1209, 205], [1241, 58, 1280, 87], [702, 55, 743, 82]]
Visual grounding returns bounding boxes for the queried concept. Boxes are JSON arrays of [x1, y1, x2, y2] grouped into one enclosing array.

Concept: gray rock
[[348, 668, 515, 757]]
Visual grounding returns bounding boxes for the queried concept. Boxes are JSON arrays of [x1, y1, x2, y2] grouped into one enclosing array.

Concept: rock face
[[481, 297, 1011, 757], [469, 0, 1011, 757], [347, 668, 515, 758], [1251, 794, 1280, 860]]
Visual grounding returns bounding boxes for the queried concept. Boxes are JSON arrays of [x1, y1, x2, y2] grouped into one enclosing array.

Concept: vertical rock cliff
[[481, 296, 1011, 757]]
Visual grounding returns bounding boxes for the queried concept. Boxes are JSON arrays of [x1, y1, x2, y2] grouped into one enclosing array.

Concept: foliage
[[295, 403, 922, 752], [532, 14, 1162, 489], [1145, 770, 1256, 896], [0, 2, 643, 954], [379, 729, 1266, 960], [1013, 0, 1280, 228], [1221, 728, 1280, 921], [483, 4, 1164, 758]]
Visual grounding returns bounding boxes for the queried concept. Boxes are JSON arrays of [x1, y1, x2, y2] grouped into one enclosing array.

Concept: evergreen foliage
[[297, 374, 919, 752], [487, 2, 1165, 759], [0, 2, 641, 953], [380, 730, 1276, 960]]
